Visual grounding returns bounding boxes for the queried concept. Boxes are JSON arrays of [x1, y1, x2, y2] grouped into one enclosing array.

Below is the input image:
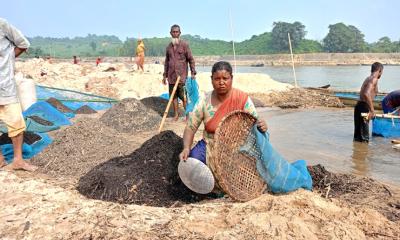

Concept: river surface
[[258, 108, 400, 185], [198, 65, 400, 92]]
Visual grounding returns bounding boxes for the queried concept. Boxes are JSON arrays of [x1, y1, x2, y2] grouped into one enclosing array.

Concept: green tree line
[[26, 22, 400, 58]]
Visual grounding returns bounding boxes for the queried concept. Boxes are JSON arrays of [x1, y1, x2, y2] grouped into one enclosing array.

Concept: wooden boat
[[250, 63, 264, 67], [319, 84, 331, 89], [334, 91, 385, 110]]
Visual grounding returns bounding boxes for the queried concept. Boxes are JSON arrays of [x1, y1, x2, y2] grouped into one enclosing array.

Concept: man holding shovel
[[162, 24, 196, 121]]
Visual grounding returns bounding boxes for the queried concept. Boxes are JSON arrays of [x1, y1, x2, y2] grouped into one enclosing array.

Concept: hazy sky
[[2, 0, 399, 43]]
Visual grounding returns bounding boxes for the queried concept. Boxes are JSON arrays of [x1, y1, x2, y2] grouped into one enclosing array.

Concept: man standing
[[354, 62, 384, 142], [135, 39, 145, 72], [0, 18, 36, 171], [382, 90, 400, 114], [163, 24, 196, 121]]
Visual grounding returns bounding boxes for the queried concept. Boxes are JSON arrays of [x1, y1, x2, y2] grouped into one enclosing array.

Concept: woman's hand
[[179, 148, 190, 161], [257, 119, 268, 133]]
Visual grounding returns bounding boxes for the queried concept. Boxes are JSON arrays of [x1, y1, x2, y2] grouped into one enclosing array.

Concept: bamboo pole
[[288, 33, 298, 88], [229, 9, 237, 74], [158, 76, 181, 133], [361, 113, 400, 119], [392, 139, 400, 144]]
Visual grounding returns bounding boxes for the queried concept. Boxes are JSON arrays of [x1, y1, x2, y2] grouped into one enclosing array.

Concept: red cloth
[[205, 88, 248, 134]]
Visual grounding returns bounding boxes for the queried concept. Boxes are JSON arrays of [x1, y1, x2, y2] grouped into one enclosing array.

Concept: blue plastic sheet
[[23, 101, 71, 126], [240, 125, 312, 193], [25, 117, 60, 133], [1, 132, 52, 161], [185, 77, 200, 115], [372, 117, 400, 137], [0, 85, 116, 161], [0, 117, 59, 134], [160, 93, 169, 100]]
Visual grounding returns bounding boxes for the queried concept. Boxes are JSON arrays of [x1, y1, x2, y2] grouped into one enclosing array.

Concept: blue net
[[240, 125, 312, 193], [37, 85, 116, 111], [372, 116, 400, 137]]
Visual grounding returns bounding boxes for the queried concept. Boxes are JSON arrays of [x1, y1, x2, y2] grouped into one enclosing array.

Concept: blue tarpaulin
[[240, 125, 312, 193], [1, 132, 52, 161], [0, 85, 116, 161], [185, 77, 200, 115], [23, 101, 72, 126], [372, 116, 400, 137]]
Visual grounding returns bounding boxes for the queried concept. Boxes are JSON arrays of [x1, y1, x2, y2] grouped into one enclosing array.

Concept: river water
[[259, 108, 400, 185], [197, 65, 400, 184], [198, 65, 400, 92]]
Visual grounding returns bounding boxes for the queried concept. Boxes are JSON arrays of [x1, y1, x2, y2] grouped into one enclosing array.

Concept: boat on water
[[250, 63, 264, 67], [334, 91, 385, 110], [371, 114, 400, 137]]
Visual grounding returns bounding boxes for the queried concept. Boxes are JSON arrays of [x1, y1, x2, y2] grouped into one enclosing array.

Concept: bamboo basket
[[211, 110, 266, 201]]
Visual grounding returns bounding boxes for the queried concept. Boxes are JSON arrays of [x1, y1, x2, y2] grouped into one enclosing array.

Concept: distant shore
[[22, 53, 400, 66]]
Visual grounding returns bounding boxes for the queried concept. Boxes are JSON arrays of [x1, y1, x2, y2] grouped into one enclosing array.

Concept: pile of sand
[[251, 88, 344, 108], [309, 164, 400, 221], [31, 118, 139, 179], [74, 105, 97, 114], [100, 98, 162, 133], [16, 59, 292, 100], [46, 97, 73, 113], [195, 72, 292, 93], [77, 131, 211, 207]]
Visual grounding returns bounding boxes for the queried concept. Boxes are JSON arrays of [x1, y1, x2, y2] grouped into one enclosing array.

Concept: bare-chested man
[[354, 62, 384, 142]]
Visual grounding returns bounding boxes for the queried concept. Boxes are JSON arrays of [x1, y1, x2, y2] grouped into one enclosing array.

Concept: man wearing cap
[[162, 24, 196, 121]]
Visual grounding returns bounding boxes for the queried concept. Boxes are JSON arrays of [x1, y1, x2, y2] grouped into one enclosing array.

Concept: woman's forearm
[[182, 127, 195, 150]]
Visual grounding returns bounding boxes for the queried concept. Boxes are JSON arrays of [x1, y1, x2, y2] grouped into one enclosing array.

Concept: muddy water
[[198, 65, 400, 92], [258, 108, 400, 185]]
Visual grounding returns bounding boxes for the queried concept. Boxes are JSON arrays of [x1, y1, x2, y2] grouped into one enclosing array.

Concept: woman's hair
[[211, 61, 233, 77]]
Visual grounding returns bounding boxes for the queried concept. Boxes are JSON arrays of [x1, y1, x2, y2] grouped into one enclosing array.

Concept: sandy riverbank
[[16, 59, 292, 100], [16, 59, 345, 109], [1, 101, 399, 239], [1, 169, 399, 239], [1, 118, 399, 239], [3, 59, 398, 239], [24, 52, 400, 66]]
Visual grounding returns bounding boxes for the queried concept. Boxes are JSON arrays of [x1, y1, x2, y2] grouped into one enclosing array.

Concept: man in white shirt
[[0, 18, 37, 171]]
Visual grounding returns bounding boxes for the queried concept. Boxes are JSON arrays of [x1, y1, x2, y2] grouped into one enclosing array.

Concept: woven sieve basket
[[211, 110, 266, 201]]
